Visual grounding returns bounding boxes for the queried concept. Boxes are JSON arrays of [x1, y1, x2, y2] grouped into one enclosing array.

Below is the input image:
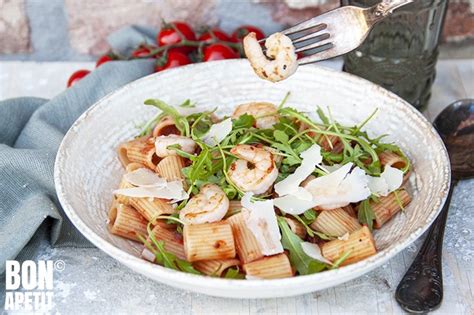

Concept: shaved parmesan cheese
[[245, 275, 263, 280], [301, 242, 332, 265], [274, 144, 322, 196], [113, 183, 188, 202], [202, 118, 232, 147], [368, 165, 403, 196], [321, 163, 343, 173], [123, 168, 167, 187], [304, 163, 371, 210], [241, 193, 283, 256], [273, 188, 317, 215], [114, 168, 188, 202]]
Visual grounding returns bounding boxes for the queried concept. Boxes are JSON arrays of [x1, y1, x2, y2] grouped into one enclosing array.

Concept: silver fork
[[261, 0, 413, 65]]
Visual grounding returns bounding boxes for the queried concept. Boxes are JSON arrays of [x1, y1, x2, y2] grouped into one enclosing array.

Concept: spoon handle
[[395, 180, 456, 313]]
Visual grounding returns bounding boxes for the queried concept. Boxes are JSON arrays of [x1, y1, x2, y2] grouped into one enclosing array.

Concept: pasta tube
[[284, 217, 307, 239], [321, 226, 377, 266], [129, 197, 175, 224], [116, 176, 134, 204], [108, 202, 148, 242], [143, 225, 186, 260], [227, 213, 263, 263], [342, 204, 357, 218], [243, 254, 293, 279], [152, 115, 180, 137], [378, 150, 407, 170], [183, 222, 236, 262], [122, 136, 159, 170], [225, 200, 243, 218], [156, 155, 186, 186], [371, 189, 412, 228], [311, 208, 361, 237], [193, 258, 240, 276]]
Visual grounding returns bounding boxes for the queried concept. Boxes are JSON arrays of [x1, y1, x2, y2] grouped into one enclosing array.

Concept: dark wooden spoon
[[395, 99, 474, 313]]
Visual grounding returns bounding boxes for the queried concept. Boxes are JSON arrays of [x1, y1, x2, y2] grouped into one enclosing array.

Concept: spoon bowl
[[433, 99, 474, 180], [396, 99, 474, 313]]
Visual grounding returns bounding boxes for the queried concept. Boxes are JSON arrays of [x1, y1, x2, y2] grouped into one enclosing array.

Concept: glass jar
[[342, 0, 448, 110]]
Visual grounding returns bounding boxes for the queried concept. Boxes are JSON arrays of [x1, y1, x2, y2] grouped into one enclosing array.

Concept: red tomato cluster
[[67, 22, 264, 88]]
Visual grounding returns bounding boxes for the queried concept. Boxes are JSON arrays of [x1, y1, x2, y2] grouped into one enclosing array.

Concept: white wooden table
[[1, 60, 473, 315]]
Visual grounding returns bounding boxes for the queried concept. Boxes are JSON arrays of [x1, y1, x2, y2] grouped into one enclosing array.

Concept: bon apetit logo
[[4, 260, 65, 312]]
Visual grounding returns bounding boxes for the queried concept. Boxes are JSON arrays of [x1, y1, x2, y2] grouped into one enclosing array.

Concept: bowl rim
[[54, 59, 451, 293]]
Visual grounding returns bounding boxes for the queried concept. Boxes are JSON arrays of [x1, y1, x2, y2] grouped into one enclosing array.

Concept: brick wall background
[[0, 0, 473, 60]]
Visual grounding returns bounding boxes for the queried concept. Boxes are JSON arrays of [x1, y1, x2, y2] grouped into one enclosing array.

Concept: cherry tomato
[[198, 28, 231, 42], [231, 25, 265, 42], [67, 69, 90, 87], [157, 21, 196, 53], [155, 51, 190, 72], [95, 55, 114, 67], [203, 44, 239, 61]]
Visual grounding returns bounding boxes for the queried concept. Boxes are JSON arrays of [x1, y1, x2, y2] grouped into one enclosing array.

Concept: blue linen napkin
[[0, 26, 158, 273]]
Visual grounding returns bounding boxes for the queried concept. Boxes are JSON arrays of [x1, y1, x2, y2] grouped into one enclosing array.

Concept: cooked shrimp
[[232, 102, 279, 129], [228, 144, 278, 194], [154, 134, 196, 158], [179, 184, 229, 225], [243, 32, 298, 82]]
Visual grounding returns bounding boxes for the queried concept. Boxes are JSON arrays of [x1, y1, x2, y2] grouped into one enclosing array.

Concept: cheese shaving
[[123, 168, 167, 187], [301, 242, 332, 265], [304, 163, 371, 210], [113, 168, 188, 202], [241, 193, 283, 256], [202, 118, 232, 147], [367, 165, 403, 196], [274, 144, 322, 196]]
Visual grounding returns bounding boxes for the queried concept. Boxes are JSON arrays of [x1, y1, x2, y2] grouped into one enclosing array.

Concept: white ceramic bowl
[[54, 59, 450, 298]]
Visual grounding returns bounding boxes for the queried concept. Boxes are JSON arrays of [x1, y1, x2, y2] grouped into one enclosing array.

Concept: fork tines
[[258, 20, 333, 65]]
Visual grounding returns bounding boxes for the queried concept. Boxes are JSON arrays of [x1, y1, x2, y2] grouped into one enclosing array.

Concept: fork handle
[[374, 0, 414, 17]]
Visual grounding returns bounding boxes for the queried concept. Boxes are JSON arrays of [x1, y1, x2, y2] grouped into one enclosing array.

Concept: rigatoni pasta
[[227, 213, 263, 263], [108, 202, 148, 242], [243, 254, 293, 279], [122, 136, 160, 170], [183, 222, 236, 262], [193, 259, 241, 276], [106, 98, 413, 279], [144, 225, 186, 260], [311, 208, 361, 237], [322, 226, 377, 266], [371, 189, 412, 228]]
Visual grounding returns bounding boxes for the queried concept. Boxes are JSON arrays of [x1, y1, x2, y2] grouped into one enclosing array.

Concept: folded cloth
[[0, 47, 156, 272]]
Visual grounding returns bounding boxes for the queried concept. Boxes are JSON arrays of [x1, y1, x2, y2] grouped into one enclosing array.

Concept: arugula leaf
[[316, 107, 330, 125], [303, 209, 317, 224], [277, 217, 327, 275], [358, 199, 376, 231], [144, 99, 190, 137], [232, 114, 255, 129], [179, 99, 195, 108], [273, 130, 289, 144], [224, 267, 245, 279], [330, 250, 352, 269]]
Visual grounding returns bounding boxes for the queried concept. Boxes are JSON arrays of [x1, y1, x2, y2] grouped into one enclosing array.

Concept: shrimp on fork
[[243, 32, 298, 83], [232, 102, 279, 129], [228, 144, 279, 195]]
